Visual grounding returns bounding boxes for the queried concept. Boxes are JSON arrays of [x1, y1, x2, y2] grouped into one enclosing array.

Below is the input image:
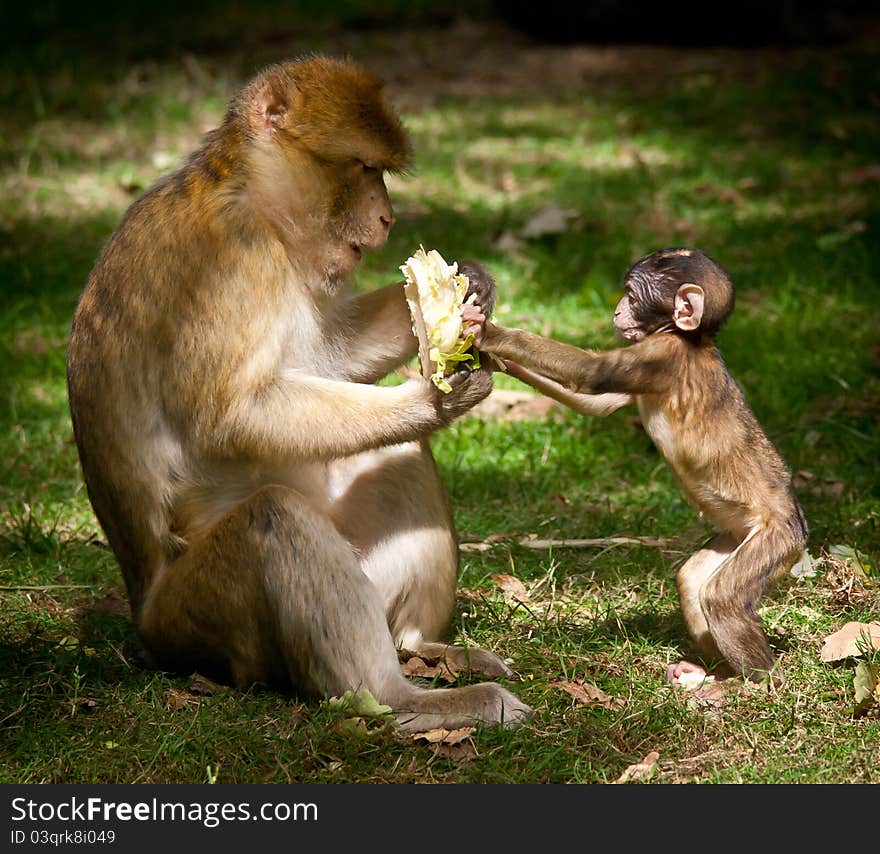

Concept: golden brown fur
[[478, 248, 807, 682], [67, 55, 531, 730]]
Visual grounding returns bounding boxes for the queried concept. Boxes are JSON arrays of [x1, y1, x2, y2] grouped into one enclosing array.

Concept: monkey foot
[[393, 682, 532, 732], [666, 660, 713, 687], [666, 660, 735, 708]]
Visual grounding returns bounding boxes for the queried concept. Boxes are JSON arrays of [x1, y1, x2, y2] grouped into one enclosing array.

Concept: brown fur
[[480, 248, 807, 683], [67, 55, 531, 730]]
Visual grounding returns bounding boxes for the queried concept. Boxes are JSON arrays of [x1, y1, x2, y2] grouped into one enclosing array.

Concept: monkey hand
[[471, 319, 501, 351], [461, 302, 486, 343], [434, 364, 493, 424], [459, 260, 497, 318]]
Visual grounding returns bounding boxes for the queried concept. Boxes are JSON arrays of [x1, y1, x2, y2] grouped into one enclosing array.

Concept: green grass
[[1, 9, 879, 784]]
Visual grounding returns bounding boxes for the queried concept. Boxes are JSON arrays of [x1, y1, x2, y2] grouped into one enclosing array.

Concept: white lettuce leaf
[[400, 246, 480, 392]]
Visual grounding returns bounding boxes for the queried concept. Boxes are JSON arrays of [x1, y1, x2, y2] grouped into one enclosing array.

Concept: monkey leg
[[670, 532, 740, 682], [141, 484, 530, 730], [699, 525, 803, 684], [328, 440, 516, 679]]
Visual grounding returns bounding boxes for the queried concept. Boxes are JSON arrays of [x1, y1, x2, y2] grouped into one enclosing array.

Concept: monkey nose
[[380, 210, 395, 232]]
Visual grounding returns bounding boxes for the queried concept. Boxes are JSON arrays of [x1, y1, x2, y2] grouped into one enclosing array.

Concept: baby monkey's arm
[[503, 359, 633, 416], [477, 319, 674, 396], [462, 305, 633, 415]]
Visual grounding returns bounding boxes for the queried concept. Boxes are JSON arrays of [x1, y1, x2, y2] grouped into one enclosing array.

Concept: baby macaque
[[467, 248, 808, 684]]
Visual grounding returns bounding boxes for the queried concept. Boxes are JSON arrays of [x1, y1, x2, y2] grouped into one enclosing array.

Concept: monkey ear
[[673, 284, 704, 331], [252, 72, 293, 133]]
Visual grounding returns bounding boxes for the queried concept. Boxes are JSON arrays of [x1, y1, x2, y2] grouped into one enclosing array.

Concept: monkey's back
[[66, 169, 302, 612], [67, 181, 200, 609]]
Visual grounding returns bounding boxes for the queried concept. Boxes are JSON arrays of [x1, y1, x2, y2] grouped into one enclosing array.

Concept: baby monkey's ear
[[672, 283, 704, 332]]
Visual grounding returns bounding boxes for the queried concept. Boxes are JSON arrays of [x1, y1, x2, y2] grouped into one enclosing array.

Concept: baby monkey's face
[[613, 291, 648, 342]]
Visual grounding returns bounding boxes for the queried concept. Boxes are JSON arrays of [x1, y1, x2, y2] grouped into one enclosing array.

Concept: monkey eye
[[359, 161, 380, 175], [628, 294, 640, 308]]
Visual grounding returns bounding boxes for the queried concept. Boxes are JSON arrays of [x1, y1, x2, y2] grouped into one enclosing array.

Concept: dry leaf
[[188, 673, 226, 695], [412, 726, 476, 745], [413, 727, 478, 762], [553, 679, 625, 710], [400, 655, 457, 684], [165, 688, 197, 711], [820, 622, 880, 662], [614, 751, 660, 784], [491, 573, 529, 602], [853, 661, 877, 716]]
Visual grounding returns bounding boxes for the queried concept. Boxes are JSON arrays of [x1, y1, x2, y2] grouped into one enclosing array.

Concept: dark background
[[2, 0, 877, 60]]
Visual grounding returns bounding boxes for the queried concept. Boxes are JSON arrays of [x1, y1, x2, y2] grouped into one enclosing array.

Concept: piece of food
[[400, 246, 480, 392]]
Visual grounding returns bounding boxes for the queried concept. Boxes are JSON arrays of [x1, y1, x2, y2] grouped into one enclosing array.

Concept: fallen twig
[[522, 536, 673, 549], [460, 536, 674, 553]]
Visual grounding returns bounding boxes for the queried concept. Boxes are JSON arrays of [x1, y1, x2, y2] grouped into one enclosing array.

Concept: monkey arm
[[481, 322, 674, 396], [206, 367, 489, 462], [343, 283, 418, 383], [211, 373, 436, 460], [502, 359, 633, 416]]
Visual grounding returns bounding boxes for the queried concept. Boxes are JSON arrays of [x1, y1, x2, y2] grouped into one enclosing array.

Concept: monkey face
[[613, 292, 647, 342], [613, 274, 674, 341], [322, 160, 396, 276], [239, 57, 411, 282], [341, 162, 396, 252]]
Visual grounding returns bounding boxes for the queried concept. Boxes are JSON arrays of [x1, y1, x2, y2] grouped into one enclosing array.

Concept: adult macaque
[[67, 56, 531, 731], [470, 248, 808, 684]]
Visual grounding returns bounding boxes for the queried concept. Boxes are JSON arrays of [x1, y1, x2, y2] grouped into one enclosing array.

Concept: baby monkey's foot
[[666, 659, 711, 687]]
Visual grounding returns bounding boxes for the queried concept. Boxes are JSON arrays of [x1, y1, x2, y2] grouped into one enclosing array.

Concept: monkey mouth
[[349, 242, 363, 261], [617, 327, 645, 342]]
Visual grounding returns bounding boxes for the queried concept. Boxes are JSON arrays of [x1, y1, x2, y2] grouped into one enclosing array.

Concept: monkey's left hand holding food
[[400, 247, 495, 392]]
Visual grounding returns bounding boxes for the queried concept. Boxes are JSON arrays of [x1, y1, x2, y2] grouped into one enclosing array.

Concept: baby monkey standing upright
[[471, 248, 807, 684]]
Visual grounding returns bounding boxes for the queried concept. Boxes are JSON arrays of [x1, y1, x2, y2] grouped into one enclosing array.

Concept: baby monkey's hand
[[461, 303, 487, 344]]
